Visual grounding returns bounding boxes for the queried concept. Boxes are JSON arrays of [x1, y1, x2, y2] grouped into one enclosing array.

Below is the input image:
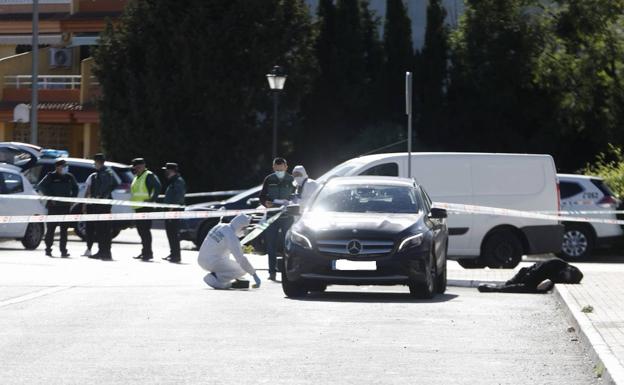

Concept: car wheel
[[308, 283, 327, 293], [457, 258, 486, 269], [558, 224, 594, 260], [281, 260, 308, 298], [409, 253, 437, 299], [74, 221, 87, 240], [21, 223, 44, 250], [482, 230, 523, 269], [436, 260, 447, 295]]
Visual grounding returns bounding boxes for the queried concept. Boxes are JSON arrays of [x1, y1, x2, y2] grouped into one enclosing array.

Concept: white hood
[[229, 214, 250, 237]]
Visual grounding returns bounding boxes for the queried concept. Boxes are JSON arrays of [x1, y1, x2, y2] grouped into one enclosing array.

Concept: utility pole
[[30, 0, 39, 145], [406, 72, 413, 179]]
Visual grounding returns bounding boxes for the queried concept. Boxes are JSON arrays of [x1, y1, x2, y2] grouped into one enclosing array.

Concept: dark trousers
[[265, 216, 293, 274], [85, 204, 96, 250], [93, 204, 112, 256], [165, 219, 180, 259], [135, 208, 153, 257], [44, 205, 70, 253]]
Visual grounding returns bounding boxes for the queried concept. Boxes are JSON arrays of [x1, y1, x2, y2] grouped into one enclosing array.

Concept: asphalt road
[[0, 229, 600, 385]]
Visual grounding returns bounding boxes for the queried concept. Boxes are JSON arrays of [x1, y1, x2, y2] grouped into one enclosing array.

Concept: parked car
[[282, 176, 448, 299], [0, 142, 134, 238], [180, 186, 261, 248], [316, 152, 563, 269], [0, 163, 46, 249], [557, 174, 623, 259]]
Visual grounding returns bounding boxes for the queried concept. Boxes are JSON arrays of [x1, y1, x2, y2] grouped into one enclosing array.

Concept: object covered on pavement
[[478, 259, 583, 294]]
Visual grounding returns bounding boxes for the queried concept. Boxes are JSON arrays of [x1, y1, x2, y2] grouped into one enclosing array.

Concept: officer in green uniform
[[161, 162, 186, 263], [130, 158, 161, 261], [38, 158, 78, 258], [259, 157, 295, 280]]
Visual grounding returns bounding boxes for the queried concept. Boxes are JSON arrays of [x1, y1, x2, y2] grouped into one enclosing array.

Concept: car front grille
[[316, 239, 395, 256]]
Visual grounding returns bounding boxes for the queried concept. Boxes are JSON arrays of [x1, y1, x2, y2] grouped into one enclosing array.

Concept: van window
[[0, 172, 24, 194], [560, 181, 584, 199], [360, 163, 399, 177]]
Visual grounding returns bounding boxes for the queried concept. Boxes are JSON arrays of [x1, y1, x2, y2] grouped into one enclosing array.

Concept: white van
[[317, 152, 563, 268]]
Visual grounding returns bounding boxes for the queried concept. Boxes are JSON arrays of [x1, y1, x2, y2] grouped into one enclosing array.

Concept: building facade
[[0, 0, 127, 157]]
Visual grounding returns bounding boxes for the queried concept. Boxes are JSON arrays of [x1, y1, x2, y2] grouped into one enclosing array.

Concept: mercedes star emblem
[[347, 239, 362, 255]]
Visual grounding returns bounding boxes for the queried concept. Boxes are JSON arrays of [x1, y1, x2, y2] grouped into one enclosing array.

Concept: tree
[[94, 0, 316, 191], [383, 0, 414, 123], [418, 0, 449, 146]]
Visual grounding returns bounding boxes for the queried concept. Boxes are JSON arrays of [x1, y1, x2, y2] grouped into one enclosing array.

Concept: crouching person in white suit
[[198, 213, 261, 289]]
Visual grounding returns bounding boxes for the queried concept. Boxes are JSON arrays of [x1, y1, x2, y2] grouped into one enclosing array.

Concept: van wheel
[[409, 253, 437, 299], [457, 258, 486, 269], [21, 223, 43, 250], [483, 230, 523, 268], [558, 223, 594, 260]]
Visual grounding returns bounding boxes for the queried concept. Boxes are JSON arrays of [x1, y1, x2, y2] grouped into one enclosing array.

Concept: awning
[[0, 34, 62, 45]]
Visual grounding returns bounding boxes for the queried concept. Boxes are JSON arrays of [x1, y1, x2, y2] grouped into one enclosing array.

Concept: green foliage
[[94, 0, 316, 191], [581, 144, 624, 197]]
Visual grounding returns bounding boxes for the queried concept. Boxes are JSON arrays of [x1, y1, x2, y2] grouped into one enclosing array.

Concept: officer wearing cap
[[37, 158, 78, 258], [130, 157, 161, 261], [161, 163, 186, 263], [88, 153, 118, 261]]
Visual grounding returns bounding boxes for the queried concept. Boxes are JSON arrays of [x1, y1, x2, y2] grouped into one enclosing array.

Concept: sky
[[305, 0, 466, 49]]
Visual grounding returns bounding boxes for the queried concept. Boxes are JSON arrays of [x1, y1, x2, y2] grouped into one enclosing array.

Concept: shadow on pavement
[[292, 291, 459, 304]]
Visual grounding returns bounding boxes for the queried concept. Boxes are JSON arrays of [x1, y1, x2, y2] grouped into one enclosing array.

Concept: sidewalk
[[448, 260, 624, 385]]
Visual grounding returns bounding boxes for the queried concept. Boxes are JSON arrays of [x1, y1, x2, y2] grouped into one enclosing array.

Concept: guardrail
[[3, 75, 100, 89]]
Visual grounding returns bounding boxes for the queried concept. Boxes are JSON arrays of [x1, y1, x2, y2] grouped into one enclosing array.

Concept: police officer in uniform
[[88, 153, 118, 261], [130, 158, 161, 261], [38, 159, 78, 257], [259, 157, 295, 280], [161, 163, 186, 263]]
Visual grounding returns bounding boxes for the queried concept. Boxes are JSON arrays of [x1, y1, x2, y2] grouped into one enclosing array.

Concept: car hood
[[298, 211, 422, 233], [186, 200, 223, 211]]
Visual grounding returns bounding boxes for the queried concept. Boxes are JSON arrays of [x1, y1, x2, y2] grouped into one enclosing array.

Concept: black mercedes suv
[[282, 176, 448, 299]]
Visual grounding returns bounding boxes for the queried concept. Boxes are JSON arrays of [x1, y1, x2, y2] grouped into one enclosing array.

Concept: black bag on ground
[[478, 259, 583, 294]]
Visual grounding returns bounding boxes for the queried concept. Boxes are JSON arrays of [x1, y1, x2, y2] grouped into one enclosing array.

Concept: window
[[590, 179, 615, 197], [560, 181, 584, 199], [311, 184, 419, 214], [0, 172, 24, 194], [421, 188, 432, 212], [68, 165, 95, 183], [360, 163, 399, 177]]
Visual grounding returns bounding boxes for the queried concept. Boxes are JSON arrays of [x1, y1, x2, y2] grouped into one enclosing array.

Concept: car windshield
[[310, 184, 420, 214], [225, 186, 261, 203], [112, 166, 134, 184]]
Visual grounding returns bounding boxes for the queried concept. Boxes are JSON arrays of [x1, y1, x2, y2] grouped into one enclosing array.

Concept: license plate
[[332, 260, 377, 271]]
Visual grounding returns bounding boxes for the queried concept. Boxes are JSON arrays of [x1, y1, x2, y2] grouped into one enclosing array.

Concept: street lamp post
[[31, 0, 39, 145], [266, 65, 287, 160]]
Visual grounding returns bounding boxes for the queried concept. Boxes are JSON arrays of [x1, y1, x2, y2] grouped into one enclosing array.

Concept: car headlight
[[398, 233, 424, 251], [291, 230, 312, 249]]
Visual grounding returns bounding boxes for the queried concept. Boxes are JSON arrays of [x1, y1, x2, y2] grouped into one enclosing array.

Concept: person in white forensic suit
[[198, 213, 261, 289], [292, 165, 319, 207]]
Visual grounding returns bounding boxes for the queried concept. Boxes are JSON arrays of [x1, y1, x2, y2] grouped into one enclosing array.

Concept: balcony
[[2, 74, 100, 103]]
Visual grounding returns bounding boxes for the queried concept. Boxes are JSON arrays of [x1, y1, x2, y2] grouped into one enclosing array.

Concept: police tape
[[0, 194, 185, 209], [157, 189, 246, 199], [0, 207, 282, 224], [432, 202, 624, 226]]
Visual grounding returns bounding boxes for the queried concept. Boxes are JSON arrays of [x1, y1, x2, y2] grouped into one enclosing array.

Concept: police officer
[[38, 159, 78, 258], [259, 157, 295, 280], [130, 158, 161, 261], [161, 163, 186, 263], [88, 153, 118, 261]]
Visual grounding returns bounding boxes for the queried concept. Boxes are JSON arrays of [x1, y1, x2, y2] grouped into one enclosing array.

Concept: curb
[[554, 285, 624, 385]]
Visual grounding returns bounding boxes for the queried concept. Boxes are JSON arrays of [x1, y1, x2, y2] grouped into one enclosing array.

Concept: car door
[[421, 187, 445, 262], [0, 170, 30, 237], [0, 143, 41, 170]]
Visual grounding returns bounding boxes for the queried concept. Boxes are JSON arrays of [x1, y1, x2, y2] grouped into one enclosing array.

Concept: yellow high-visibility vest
[[130, 170, 152, 203]]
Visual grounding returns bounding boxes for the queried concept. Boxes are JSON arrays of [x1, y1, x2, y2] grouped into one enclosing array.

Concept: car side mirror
[[286, 204, 301, 216], [429, 208, 447, 219], [246, 197, 260, 208]]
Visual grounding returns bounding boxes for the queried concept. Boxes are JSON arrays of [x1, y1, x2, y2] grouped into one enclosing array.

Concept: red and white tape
[[432, 202, 624, 226], [0, 207, 281, 224]]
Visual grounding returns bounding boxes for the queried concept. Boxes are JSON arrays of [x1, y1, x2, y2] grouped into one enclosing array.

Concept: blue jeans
[[265, 216, 293, 275]]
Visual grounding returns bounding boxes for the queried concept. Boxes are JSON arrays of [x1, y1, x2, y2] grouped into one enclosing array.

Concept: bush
[[581, 144, 624, 198]]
